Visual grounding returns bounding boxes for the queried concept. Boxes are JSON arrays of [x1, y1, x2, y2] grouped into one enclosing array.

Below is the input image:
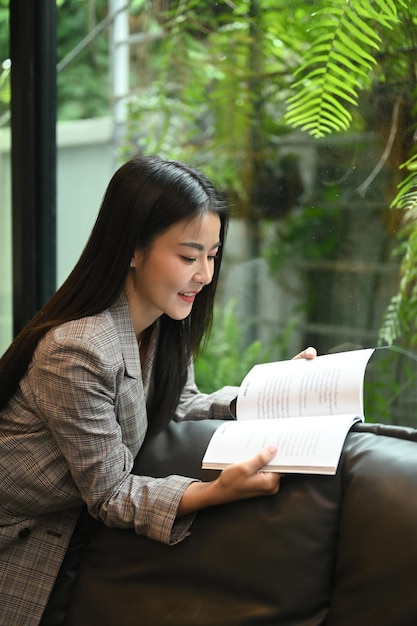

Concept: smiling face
[[124, 211, 221, 338]]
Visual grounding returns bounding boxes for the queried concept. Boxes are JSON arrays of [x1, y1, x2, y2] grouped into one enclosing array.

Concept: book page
[[236, 348, 374, 421], [201, 414, 361, 475]]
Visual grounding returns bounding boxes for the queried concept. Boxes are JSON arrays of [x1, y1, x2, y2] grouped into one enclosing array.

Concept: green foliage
[[194, 300, 284, 394], [121, 0, 417, 353], [279, 0, 417, 351], [364, 347, 417, 425], [263, 204, 341, 274], [285, 0, 405, 138], [392, 153, 417, 215], [0, 62, 9, 105], [379, 153, 417, 348], [0, 1, 9, 117], [56, 0, 110, 120], [119, 0, 314, 194], [121, 3, 251, 188], [0, 1, 111, 121]]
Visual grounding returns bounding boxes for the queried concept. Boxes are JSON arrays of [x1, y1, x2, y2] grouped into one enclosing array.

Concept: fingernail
[[268, 446, 277, 454]]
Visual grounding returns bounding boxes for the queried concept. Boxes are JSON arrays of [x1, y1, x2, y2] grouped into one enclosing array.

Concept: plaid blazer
[[0, 291, 237, 625]]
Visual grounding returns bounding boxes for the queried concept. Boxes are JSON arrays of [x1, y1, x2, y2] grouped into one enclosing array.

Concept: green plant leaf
[[284, 0, 399, 138]]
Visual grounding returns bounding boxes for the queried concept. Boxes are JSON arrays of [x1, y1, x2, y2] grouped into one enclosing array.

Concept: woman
[[0, 155, 315, 625]]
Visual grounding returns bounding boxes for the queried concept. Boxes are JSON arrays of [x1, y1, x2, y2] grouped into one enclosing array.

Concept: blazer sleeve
[[174, 361, 238, 422], [30, 330, 196, 546]]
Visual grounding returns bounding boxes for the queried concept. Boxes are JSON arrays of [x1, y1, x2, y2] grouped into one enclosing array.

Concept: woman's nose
[[193, 260, 213, 285]]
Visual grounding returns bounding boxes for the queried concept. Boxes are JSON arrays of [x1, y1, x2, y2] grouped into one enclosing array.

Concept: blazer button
[[18, 527, 31, 539]]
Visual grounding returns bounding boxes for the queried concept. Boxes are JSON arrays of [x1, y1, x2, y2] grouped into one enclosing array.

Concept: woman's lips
[[179, 291, 199, 303]]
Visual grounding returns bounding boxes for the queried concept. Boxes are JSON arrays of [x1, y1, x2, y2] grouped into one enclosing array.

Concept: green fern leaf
[[380, 150, 417, 347], [285, 94, 323, 114], [325, 73, 358, 101], [336, 29, 378, 62], [321, 94, 353, 123], [301, 119, 346, 136], [327, 61, 363, 86], [341, 14, 380, 50], [346, 7, 384, 39], [391, 156, 417, 211], [360, 0, 401, 26], [378, 294, 404, 346], [285, 0, 400, 138], [329, 51, 369, 77]]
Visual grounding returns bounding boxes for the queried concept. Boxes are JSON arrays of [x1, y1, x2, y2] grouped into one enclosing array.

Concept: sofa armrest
[[326, 427, 417, 626]]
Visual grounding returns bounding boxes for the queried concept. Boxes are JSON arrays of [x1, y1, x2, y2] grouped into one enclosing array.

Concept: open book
[[202, 347, 375, 475]]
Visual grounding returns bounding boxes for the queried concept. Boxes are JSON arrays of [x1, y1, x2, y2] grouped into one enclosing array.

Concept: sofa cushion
[[66, 419, 342, 626]]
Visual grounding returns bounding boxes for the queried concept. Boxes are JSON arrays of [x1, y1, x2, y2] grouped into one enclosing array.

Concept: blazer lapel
[[108, 291, 141, 380]]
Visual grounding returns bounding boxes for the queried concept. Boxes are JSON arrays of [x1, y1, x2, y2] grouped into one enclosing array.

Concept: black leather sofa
[[66, 418, 417, 626]]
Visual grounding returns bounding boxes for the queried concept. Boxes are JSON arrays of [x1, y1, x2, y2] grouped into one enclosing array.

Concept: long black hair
[[0, 155, 229, 435]]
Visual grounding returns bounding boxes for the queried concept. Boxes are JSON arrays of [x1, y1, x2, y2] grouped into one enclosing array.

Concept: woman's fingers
[[218, 447, 281, 499], [245, 445, 278, 473], [292, 346, 317, 360]]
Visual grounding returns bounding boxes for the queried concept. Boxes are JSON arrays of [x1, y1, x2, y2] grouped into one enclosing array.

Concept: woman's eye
[[181, 256, 197, 263]]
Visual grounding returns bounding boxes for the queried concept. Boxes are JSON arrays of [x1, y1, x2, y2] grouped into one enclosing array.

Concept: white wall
[[56, 117, 115, 284]]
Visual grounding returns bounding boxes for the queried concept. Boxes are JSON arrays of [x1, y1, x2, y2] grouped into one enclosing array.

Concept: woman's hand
[[177, 446, 281, 516], [214, 446, 281, 502], [292, 346, 317, 360], [178, 350, 317, 517]]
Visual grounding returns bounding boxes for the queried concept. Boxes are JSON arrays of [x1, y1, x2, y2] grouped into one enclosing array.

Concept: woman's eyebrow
[[179, 241, 222, 251]]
